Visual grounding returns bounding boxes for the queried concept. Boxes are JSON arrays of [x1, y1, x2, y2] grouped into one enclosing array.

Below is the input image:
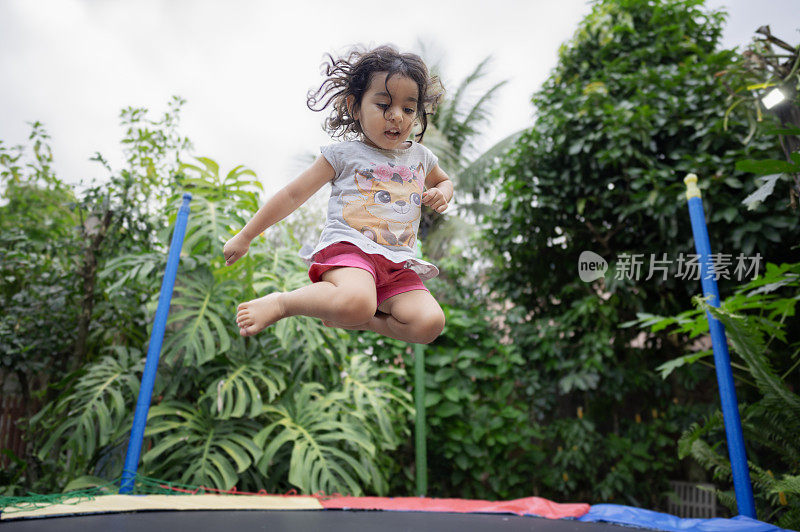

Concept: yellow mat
[[2, 494, 324, 520]]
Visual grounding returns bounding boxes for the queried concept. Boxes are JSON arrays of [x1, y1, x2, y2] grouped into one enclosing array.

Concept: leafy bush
[[22, 156, 414, 496], [482, 0, 799, 509], [0, 102, 419, 495], [420, 304, 537, 500], [634, 262, 800, 528]]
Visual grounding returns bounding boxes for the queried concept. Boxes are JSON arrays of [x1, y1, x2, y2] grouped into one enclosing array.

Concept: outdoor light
[[762, 87, 786, 109]]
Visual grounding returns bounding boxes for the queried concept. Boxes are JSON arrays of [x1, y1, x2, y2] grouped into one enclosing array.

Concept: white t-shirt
[[298, 139, 440, 280]]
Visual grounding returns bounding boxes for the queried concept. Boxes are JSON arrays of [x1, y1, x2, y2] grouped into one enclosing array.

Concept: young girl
[[223, 44, 453, 344]]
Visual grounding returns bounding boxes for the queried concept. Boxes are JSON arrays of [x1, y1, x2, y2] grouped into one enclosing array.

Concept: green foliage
[[415, 46, 510, 259], [1, 104, 199, 491], [4, 41, 534, 502], [5, 114, 414, 496], [144, 400, 263, 490], [483, 0, 799, 508], [426, 55, 508, 170], [160, 270, 238, 367], [0, 124, 82, 399], [736, 133, 800, 211], [508, 290, 698, 507], [421, 305, 538, 500], [199, 349, 287, 418], [255, 383, 375, 495], [636, 263, 800, 526], [540, 406, 683, 505], [5, 84, 522, 499], [716, 25, 800, 209], [343, 270, 541, 500], [339, 354, 412, 450], [32, 347, 144, 483]]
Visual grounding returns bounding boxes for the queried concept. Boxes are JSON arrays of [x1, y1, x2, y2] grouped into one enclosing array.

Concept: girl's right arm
[[223, 155, 335, 266]]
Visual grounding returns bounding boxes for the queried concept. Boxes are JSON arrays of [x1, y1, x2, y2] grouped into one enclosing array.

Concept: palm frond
[[679, 419, 736, 483], [458, 80, 509, 154], [742, 403, 800, 466], [777, 508, 800, 531], [436, 56, 494, 140], [458, 129, 527, 197], [716, 489, 738, 514], [704, 301, 800, 419], [424, 215, 479, 262], [422, 125, 461, 174], [771, 474, 800, 496], [677, 412, 723, 459]]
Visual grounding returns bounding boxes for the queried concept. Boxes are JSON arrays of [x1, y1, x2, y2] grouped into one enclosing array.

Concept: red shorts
[[308, 242, 429, 306]]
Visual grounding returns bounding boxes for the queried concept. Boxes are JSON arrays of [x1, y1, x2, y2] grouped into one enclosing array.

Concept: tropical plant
[[143, 400, 264, 490], [347, 254, 541, 500], [10, 108, 415, 496], [29, 346, 144, 486], [632, 262, 800, 528], [416, 304, 539, 500], [483, 0, 799, 508]]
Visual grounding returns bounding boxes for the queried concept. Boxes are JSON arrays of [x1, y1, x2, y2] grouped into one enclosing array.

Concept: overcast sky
[[1, 0, 798, 199]]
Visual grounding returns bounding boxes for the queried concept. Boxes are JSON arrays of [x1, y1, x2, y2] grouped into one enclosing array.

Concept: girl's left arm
[[422, 164, 453, 213]]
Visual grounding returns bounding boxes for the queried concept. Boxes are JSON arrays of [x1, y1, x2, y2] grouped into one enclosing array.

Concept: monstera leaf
[[177, 194, 246, 259], [33, 346, 144, 475], [98, 251, 164, 295], [143, 400, 262, 490], [176, 158, 261, 259], [180, 157, 262, 206], [200, 345, 288, 419], [339, 354, 412, 448], [160, 270, 239, 367], [254, 383, 375, 495]]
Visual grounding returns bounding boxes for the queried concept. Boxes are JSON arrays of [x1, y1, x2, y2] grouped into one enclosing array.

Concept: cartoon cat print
[[342, 161, 424, 247]]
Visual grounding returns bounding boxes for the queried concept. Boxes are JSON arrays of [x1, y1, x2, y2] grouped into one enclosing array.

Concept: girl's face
[[350, 72, 419, 150]]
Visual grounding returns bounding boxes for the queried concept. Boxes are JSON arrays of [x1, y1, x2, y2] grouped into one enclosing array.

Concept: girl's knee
[[333, 289, 377, 325], [415, 308, 445, 344]]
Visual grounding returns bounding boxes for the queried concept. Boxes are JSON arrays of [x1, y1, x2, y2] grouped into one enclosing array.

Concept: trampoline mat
[[1, 509, 650, 531]]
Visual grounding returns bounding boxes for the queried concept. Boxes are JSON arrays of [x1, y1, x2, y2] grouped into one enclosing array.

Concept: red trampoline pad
[[320, 495, 590, 519]]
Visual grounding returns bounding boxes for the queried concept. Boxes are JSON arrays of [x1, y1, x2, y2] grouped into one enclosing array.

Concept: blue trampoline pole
[[683, 174, 755, 518], [120, 193, 193, 494]]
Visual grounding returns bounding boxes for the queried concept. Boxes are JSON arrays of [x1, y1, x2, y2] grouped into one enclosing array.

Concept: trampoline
[[2, 182, 791, 532], [0, 483, 789, 531], [0, 509, 686, 532]]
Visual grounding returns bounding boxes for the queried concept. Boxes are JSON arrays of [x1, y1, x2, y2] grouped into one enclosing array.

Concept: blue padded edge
[[579, 504, 789, 531]]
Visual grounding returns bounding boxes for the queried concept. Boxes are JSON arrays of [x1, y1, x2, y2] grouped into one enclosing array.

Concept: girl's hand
[[223, 233, 251, 266], [422, 187, 448, 213]]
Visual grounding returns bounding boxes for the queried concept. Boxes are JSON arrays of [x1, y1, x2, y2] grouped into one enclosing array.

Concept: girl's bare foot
[[236, 293, 285, 336]]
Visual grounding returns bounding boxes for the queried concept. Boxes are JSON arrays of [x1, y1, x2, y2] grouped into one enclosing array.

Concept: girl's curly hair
[[307, 44, 444, 143]]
